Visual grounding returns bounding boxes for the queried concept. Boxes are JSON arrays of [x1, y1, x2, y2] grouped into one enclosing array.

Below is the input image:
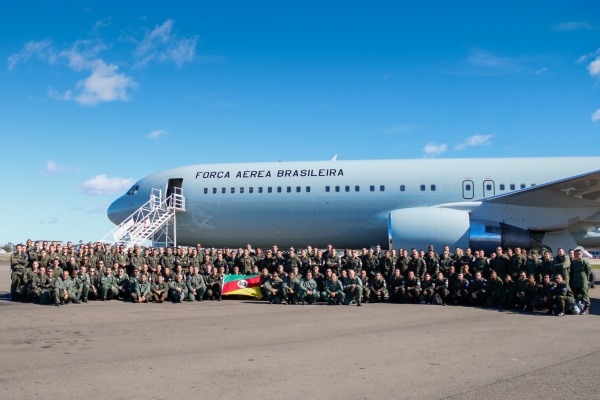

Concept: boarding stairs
[[101, 188, 185, 248]]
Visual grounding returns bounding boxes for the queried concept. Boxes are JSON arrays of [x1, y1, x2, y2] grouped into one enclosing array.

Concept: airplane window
[[240, 187, 244, 194], [520, 184, 526, 189], [249, 187, 253, 193], [258, 187, 263, 193], [400, 185, 405, 192], [370, 185, 375, 192], [335, 186, 340, 192], [213, 188, 217, 194], [466, 184, 471, 191], [296, 186, 301, 193], [268, 187, 273, 193], [486, 184, 492, 191], [287, 187, 291, 193], [277, 187, 282, 193], [231, 187, 235, 194], [420, 185, 425, 191], [355, 186, 360, 192], [221, 188, 226, 194], [510, 184, 515, 190], [306, 186, 311, 192], [345, 186, 350, 192], [203, 188, 208, 194], [499, 184, 505, 191], [126, 185, 139, 196], [431, 185, 436, 191], [380, 185, 385, 192], [326, 186, 331, 192]]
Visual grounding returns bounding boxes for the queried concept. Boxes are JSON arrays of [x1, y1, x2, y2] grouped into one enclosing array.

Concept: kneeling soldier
[[298, 271, 320, 304], [264, 271, 284, 304], [469, 271, 487, 307], [151, 275, 169, 303], [370, 271, 388, 303], [187, 266, 207, 301], [403, 270, 421, 303], [131, 274, 151, 303], [419, 273, 435, 304], [343, 269, 362, 306], [324, 272, 345, 305], [169, 273, 188, 303]]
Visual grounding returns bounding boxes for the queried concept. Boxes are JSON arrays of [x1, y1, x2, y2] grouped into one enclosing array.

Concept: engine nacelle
[[388, 207, 531, 253]]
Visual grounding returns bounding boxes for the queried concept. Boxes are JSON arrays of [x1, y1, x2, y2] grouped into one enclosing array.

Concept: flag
[[222, 274, 262, 298]]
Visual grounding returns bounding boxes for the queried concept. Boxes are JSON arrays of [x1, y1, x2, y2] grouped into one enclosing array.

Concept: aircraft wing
[[483, 169, 600, 208]]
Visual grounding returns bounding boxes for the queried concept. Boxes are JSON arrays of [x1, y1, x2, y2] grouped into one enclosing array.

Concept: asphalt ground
[[1, 260, 599, 400]]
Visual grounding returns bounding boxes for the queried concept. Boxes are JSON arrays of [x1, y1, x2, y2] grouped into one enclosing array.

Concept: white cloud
[[43, 159, 79, 175], [423, 143, 447, 157], [592, 109, 600, 122], [555, 22, 593, 31], [588, 57, 600, 78], [134, 19, 198, 68], [80, 175, 134, 196], [7, 39, 57, 70], [455, 134, 495, 150], [147, 129, 168, 139], [74, 60, 137, 105]]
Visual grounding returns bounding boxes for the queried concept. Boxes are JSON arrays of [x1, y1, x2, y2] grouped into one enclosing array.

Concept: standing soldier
[[160, 247, 176, 271], [298, 270, 320, 304], [346, 250, 363, 274], [490, 247, 509, 279], [146, 248, 161, 274], [10, 244, 28, 301], [526, 250, 542, 283], [363, 249, 378, 277], [571, 249, 591, 314], [378, 250, 395, 282], [552, 248, 571, 287], [406, 250, 426, 280], [213, 252, 229, 274], [424, 250, 440, 278]]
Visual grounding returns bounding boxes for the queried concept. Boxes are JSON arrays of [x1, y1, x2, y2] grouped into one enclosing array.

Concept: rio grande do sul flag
[[222, 274, 262, 298]]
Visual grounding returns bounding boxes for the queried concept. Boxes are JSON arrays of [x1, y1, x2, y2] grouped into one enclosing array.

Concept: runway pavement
[[1, 261, 599, 400]]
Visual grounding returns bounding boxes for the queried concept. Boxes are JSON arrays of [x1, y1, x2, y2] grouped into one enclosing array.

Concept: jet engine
[[388, 207, 531, 253]]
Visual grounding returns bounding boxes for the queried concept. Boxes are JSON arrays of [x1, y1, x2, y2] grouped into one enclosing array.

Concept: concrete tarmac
[[1, 261, 599, 400]]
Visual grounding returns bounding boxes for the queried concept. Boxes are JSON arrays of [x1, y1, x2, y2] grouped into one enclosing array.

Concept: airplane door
[[483, 180, 495, 198], [462, 180, 474, 199], [166, 178, 183, 205]]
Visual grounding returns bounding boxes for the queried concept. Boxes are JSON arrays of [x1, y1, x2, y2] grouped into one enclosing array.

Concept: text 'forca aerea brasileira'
[[195, 169, 345, 179]]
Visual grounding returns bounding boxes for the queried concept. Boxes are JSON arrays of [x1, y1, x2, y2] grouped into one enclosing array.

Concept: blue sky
[[1, 1, 600, 244]]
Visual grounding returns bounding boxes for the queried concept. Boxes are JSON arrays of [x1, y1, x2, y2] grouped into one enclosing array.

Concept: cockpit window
[[126, 185, 139, 196]]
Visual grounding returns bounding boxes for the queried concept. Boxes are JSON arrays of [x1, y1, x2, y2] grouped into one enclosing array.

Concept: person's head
[[437, 271, 444, 280], [348, 269, 355, 278], [157, 275, 164, 283], [360, 270, 367, 278], [555, 274, 564, 283], [490, 270, 497, 280], [63, 270, 69, 279], [394, 268, 401, 276], [375, 271, 382, 280], [39, 266, 46, 275], [408, 270, 415, 279], [457, 272, 464, 281], [331, 272, 337, 281], [176, 273, 183, 282], [306, 271, 313, 279], [543, 274, 550, 284], [141, 274, 147, 282], [47, 267, 54, 276], [272, 271, 279, 280], [475, 271, 482, 280], [574, 249, 583, 260], [106, 266, 113, 275], [424, 272, 431, 281], [557, 248, 565, 257]]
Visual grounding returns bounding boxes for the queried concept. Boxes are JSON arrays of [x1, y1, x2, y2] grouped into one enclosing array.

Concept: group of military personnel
[[8, 239, 593, 316]]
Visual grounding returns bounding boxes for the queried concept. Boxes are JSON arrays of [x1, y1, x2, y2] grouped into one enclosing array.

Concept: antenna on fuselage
[[331, 154, 338, 161]]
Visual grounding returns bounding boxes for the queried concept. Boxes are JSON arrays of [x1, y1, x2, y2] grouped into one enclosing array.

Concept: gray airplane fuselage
[[107, 157, 600, 250]]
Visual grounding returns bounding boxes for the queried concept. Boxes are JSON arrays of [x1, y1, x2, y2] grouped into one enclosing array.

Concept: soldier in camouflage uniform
[[52, 270, 68, 306], [533, 274, 556, 312], [388, 268, 405, 303], [323, 272, 345, 305], [131, 273, 152, 303], [342, 269, 362, 306], [571, 249, 591, 314], [298, 270, 320, 304], [370, 271, 388, 303], [283, 271, 301, 304], [551, 274, 573, 316], [552, 248, 571, 287], [419, 272, 435, 304], [187, 266, 207, 301], [65, 270, 82, 304], [469, 271, 487, 307], [264, 271, 285, 304], [450, 273, 470, 305], [434, 272, 450, 305], [10, 244, 28, 301], [151, 275, 169, 303], [100, 266, 119, 301], [403, 270, 421, 303], [485, 270, 503, 307], [205, 267, 223, 301], [169, 273, 188, 303]]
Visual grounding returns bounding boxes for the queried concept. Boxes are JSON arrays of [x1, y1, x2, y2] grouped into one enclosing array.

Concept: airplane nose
[[107, 197, 128, 225]]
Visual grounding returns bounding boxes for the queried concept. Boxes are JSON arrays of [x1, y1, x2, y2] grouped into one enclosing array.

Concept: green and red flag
[[222, 274, 262, 298]]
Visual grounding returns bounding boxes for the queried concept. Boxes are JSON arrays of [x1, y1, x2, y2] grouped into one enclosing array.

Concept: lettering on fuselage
[[195, 169, 344, 179]]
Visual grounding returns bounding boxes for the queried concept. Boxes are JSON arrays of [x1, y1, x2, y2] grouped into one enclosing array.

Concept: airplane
[[106, 157, 600, 253]]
